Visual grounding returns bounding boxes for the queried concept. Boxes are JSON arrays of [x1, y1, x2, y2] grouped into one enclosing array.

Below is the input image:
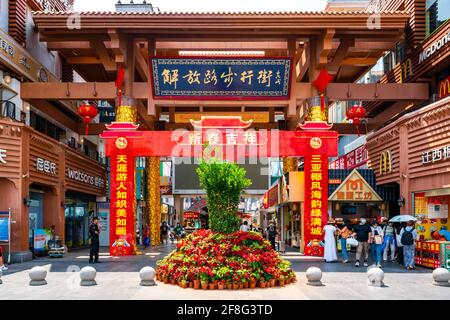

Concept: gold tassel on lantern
[[146, 157, 161, 246]]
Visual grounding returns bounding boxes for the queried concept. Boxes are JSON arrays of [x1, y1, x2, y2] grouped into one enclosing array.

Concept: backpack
[[401, 228, 414, 246]]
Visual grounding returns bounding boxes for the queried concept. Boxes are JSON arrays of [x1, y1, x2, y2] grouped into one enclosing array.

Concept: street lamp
[[397, 196, 406, 207]]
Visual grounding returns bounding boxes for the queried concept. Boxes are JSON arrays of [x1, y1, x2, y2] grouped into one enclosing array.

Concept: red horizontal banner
[[329, 145, 367, 170], [103, 129, 338, 158]]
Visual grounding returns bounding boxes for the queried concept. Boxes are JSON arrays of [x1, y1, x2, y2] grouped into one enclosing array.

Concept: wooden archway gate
[[100, 118, 338, 257]]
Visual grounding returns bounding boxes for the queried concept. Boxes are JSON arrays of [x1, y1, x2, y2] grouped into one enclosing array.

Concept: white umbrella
[[389, 215, 417, 223]]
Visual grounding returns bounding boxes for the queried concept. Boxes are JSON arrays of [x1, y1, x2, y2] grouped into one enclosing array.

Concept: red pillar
[[303, 154, 330, 256], [109, 143, 136, 256]]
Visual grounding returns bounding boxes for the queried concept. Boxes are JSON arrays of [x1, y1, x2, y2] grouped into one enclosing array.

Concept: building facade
[[0, 0, 107, 262]]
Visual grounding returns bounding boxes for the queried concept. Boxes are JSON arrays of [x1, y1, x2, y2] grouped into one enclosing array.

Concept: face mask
[[360, 219, 366, 224]]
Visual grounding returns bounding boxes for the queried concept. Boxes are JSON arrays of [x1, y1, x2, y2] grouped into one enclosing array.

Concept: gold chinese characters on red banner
[[304, 154, 328, 256], [110, 150, 135, 256]]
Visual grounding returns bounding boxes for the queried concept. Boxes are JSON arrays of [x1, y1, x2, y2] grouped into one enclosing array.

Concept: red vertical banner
[[304, 154, 329, 257], [110, 138, 135, 256]]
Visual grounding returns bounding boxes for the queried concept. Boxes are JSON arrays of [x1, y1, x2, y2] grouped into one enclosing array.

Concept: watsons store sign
[[419, 30, 450, 64], [67, 168, 105, 188]]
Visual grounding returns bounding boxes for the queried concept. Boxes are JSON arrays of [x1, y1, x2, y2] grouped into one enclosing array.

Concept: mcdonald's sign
[[379, 150, 392, 175], [438, 76, 450, 99], [399, 59, 413, 83]]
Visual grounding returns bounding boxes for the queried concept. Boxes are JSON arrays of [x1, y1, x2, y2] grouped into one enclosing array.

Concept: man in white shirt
[[240, 221, 249, 232]]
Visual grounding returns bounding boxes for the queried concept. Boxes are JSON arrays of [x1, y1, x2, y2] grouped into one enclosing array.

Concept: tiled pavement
[[0, 243, 448, 300]]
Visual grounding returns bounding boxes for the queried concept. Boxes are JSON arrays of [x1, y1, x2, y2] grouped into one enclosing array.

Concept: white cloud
[[74, 0, 327, 13]]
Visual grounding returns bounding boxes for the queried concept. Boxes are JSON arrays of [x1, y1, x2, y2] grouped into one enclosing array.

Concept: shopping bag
[[347, 237, 359, 247]]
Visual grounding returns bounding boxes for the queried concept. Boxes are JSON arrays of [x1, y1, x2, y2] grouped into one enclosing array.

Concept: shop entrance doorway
[[29, 191, 43, 250]]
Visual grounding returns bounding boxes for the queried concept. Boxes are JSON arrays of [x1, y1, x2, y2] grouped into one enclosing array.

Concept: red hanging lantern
[[346, 105, 366, 135], [77, 103, 98, 135], [312, 69, 334, 112]]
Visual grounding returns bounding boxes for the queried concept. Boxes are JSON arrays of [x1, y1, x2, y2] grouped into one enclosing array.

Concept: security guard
[[89, 217, 101, 263]]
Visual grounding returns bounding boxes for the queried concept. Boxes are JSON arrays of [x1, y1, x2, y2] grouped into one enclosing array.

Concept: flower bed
[[156, 229, 296, 290]]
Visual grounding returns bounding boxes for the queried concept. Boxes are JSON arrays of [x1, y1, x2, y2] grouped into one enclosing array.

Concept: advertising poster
[[34, 229, 50, 252], [0, 216, 8, 242]]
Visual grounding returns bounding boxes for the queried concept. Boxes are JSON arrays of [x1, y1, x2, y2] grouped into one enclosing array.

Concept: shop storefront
[[367, 95, 450, 269], [0, 118, 106, 261], [328, 168, 400, 225], [64, 148, 106, 249], [27, 130, 64, 253]]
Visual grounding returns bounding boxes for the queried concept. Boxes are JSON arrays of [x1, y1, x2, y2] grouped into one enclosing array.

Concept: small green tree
[[197, 159, 251, 234]]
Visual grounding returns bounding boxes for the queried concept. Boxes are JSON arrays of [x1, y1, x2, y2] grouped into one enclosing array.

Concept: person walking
[[395, 223, 405, 265], [143, 224, 150, 249], [174, 223, 184, 241], [338, 219, 351, 263], [400, 220, 418, 270], [369, 220, 384, 267], [160, 221, 169, 244], [240, 221, 249, 232], [267, 223, 278, 250], [89, 217, 101, 264], [352, 218, 372, 267], [383, 221, 396, 262], [323, 219, 338, 262]]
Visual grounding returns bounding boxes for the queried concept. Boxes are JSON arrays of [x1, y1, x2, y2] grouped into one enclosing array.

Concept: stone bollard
[[139, 267, 156, 286], [29, 266, 47, 286], [367, 267, 385, 287], [80, 266, 97, 286], [306, 267, 323, 286], [432, 268, 450, 287]]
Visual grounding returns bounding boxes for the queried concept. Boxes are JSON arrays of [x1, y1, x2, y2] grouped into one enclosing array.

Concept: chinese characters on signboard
[[329, 170, 382, 202], [177, 130, 264, 146], [36, 157, 57, 175], [304, 154, 328, 257], [329, 145, 368, 170], [150, 57, 291, 99], [110, 149, 135, 256], [263, 184, 279, 209], [0, 149, 6, 164], [422, 145, 450, 164]]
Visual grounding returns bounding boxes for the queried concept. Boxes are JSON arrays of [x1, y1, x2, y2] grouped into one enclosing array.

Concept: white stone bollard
[[80, 266, 97, 286], [432, 268, 450, 287], [367, 267, 385, 287], [29, 266, 47, 286], [306, 267, 323, 286], [139, 267, 156, 286]]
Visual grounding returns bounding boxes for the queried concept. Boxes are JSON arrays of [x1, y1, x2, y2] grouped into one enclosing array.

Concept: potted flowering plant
[[232, 273, 240, 290], [249, 271, 260, 289], [216, 267, 231, 290], [263, 272, 273, 288], [200, 270, 209, 290], [278, 274, 286, 286], [191, 268, 200, 289], [180, 276, 188, 289]]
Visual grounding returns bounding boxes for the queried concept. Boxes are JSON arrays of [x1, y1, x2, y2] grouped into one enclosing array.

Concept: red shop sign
[[184, 212, 200, 219], [264, 184, 279, 209], [329, 145, 368, 170]]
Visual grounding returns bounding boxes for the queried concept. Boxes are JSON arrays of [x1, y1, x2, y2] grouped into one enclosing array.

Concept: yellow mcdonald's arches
[[399, 59, 413, 84], [439, 78, 450, 98], [379, 150, 392, 175]]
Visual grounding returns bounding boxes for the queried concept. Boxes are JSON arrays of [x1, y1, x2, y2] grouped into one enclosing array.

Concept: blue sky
[[74, 0, 327, 12]]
